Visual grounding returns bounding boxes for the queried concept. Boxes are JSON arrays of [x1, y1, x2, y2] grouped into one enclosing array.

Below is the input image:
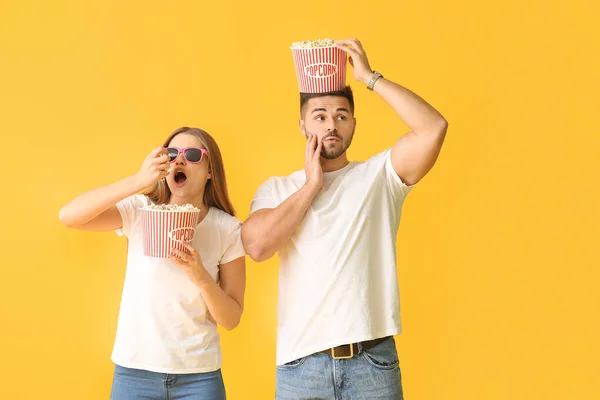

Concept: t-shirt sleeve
[[249, 177, 277, 214], [383, 149, 415, 199], [115, 194, 149, 237], [220, 216, 246, 264]]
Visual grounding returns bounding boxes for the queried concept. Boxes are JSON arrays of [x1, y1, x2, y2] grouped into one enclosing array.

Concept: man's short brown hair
[[300, 86, 355, 117]]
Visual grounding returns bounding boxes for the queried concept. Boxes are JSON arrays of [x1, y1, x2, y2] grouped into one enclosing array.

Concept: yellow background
[[1, 0, 598, 399]]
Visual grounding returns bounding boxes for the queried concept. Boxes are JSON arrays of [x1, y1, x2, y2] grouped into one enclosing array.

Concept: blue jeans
[[110, 364, 226, 400], [276, 337, 403, 400]]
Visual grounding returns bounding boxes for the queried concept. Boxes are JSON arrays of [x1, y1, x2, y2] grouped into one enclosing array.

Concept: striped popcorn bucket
[[291, 46, 347, 93], [141, 209, 201, 258]]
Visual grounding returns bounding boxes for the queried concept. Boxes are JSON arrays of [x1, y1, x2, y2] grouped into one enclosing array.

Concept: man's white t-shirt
[[112, 194, 245, 373], [250, 149, 414, 366]]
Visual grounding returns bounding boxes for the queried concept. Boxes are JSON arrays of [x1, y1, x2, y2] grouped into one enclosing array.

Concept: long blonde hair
[[142, 127, 236, 216]]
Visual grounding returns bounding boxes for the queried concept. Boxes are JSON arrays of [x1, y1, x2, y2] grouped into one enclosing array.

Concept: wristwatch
[[367, 71, 383, 91]]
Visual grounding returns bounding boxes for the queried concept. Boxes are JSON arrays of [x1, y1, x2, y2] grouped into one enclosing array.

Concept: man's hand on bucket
[[335, 38, 374, 84]]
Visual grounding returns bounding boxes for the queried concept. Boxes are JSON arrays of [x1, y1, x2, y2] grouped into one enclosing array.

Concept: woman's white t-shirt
[[111, 194, 245, 373]]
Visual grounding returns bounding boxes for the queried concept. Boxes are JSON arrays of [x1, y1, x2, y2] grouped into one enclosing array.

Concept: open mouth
[[174, 171, 187, 185]]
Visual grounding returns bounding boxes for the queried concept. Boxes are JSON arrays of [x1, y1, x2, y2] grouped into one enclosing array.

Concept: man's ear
[[299, 119, 306, 137]]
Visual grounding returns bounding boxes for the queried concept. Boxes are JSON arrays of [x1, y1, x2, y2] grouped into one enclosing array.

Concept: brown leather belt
[[317, 336, 391, 359]]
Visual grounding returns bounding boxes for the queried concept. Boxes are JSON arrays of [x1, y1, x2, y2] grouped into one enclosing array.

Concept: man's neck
[[321, 154, 350, 172]]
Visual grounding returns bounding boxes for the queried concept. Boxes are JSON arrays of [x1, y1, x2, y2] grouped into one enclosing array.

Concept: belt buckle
[[331, 344, 354, 360]]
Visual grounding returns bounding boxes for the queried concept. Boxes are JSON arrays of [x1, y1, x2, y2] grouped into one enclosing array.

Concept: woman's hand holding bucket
[[169, 242, 212, 287]]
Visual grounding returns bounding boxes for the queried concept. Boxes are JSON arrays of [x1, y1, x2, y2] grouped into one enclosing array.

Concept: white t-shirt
[[112, 194, 245, 373], [250, 149, 414, 366]]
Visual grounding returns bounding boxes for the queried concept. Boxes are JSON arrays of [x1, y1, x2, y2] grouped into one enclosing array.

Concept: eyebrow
[[311, 107, 350, 114]]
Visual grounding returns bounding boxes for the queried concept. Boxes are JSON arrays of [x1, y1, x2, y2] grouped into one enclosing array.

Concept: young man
[[242, 38, 448, 399]]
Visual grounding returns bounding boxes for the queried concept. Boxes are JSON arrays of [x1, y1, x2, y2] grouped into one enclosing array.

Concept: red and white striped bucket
[[291, 46, 347, 93], [141, 209, 200, 258]]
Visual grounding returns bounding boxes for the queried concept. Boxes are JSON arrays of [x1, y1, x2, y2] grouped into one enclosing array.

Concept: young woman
[[59, 127, 245, 399]]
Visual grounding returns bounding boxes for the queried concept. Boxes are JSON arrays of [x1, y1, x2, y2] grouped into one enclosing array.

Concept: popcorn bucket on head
[[291, 44, 347, 93], [141, 209, 201, 258]]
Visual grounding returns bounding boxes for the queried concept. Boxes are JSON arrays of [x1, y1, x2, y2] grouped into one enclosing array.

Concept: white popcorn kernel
[[290, 38, 336, 49], [141, 204, 201, 212]]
